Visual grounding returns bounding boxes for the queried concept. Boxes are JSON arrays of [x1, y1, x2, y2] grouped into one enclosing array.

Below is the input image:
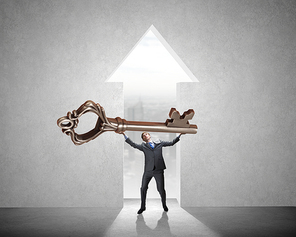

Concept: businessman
[[122, 132, 182, 214]]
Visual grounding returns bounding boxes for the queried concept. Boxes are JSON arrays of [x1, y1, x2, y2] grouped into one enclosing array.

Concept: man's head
[[141, 132, 151, 142]]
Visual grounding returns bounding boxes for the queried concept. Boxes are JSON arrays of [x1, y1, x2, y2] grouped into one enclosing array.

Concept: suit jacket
[[125, 136, 180, 171]]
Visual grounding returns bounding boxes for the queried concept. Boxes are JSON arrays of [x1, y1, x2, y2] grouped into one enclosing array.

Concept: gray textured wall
[[177, 1, 296, 206], [1, 0, 295, 207]]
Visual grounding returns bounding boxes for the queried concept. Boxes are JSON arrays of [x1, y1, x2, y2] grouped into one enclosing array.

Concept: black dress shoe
[[137, 207, 146, 214], [163, 205, 168, 212]]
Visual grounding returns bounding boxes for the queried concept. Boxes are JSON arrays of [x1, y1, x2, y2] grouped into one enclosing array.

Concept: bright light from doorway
[[107, 25, 195, 99], [107, 25, 196, 198]]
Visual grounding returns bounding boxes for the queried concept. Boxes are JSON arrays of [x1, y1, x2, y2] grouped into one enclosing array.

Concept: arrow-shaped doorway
[[107, 25, 197, 201]]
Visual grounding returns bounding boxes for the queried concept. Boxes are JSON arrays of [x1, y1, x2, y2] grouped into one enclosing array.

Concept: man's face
[[142, 133, 151, 142]]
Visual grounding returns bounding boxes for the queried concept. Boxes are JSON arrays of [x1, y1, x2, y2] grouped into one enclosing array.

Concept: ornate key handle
[[57, 100, 197, 145], [57, 100, 116, 145]]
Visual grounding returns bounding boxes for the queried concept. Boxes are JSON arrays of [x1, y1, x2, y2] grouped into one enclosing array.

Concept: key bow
[[57, 100, 117, 145]]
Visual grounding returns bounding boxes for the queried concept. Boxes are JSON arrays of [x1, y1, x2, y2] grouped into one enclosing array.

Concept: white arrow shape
[[106, 25, 198, 98], [106, 25, 198, 199]]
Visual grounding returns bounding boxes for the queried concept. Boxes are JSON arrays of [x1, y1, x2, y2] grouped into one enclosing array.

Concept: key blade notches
[[166, 108, 195, 128], [57, 100, 198, 145]]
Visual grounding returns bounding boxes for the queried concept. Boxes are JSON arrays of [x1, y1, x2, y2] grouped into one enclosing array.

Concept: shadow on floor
[[136, 212, 172, 236], [0, 207, 121, 237], [105, 199, 219, 236], [183, 206, 296, 237]]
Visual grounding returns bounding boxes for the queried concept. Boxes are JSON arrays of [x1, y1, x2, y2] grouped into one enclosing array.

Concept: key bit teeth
[[166, 108, 195, 128], [169, 108, 180, 120], [181, 109, 195, 120]]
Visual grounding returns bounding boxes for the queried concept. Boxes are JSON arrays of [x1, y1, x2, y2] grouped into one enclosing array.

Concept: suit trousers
[[140, 169, 166, 208]]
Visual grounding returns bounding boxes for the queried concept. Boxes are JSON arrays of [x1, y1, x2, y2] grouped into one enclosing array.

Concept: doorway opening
[[107, 25, 197, 201]]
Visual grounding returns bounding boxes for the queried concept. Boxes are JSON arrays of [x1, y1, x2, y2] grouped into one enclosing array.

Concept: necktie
[[149, 142, 154, 149]]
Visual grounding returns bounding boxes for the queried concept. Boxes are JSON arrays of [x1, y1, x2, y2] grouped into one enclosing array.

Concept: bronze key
[[57, 100, 198, 145]]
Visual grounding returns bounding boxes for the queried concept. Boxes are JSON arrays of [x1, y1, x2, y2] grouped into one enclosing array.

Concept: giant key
[[57, 100, 198, 145]]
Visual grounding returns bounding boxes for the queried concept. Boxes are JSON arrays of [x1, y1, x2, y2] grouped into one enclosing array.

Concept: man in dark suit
[[122, 132, 182, 214]]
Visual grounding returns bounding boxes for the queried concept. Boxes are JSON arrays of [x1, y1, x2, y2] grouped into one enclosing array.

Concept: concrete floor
[[1, 199, 296, 237]]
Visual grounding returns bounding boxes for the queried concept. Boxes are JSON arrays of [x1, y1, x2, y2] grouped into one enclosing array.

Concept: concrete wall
[[0, 0, 125, 207], [1, 0, 295, 207], [176, 1, 296, 206]]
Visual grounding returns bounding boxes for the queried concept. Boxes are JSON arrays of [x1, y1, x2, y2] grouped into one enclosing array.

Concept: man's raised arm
[[121, 132, 143, 151]]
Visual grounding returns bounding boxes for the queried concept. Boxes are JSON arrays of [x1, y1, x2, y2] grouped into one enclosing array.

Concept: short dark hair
[[141, 132, 150, 140]]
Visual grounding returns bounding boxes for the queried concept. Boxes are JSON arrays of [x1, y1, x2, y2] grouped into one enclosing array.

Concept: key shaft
[[110, 118, 197, 134]]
